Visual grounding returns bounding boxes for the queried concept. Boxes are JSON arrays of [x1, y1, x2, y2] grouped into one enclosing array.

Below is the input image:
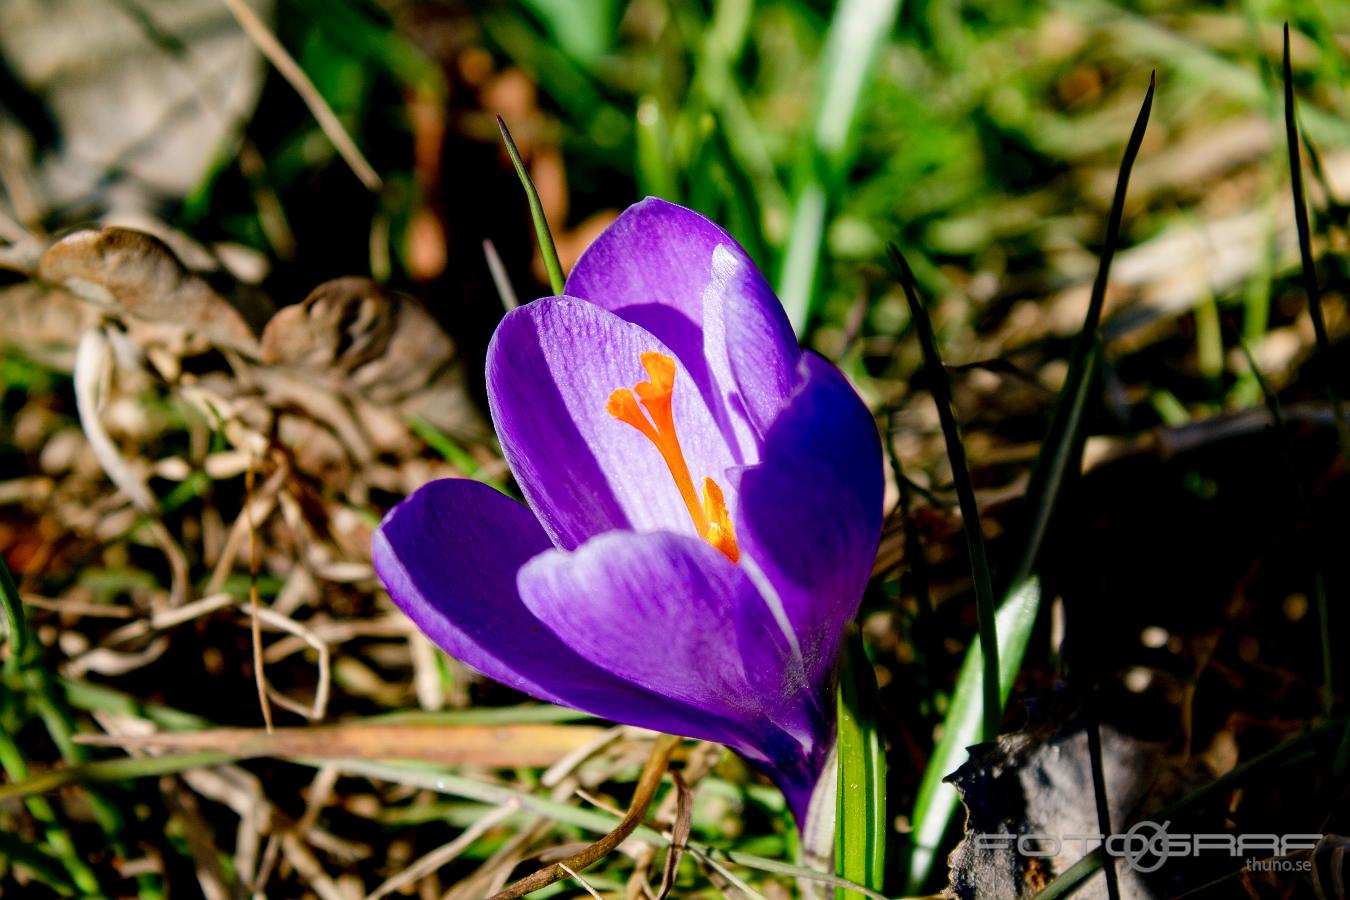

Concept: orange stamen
[[607, 351, 739, 562]]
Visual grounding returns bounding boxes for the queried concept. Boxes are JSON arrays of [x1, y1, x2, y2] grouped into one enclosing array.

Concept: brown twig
[[488, 734, 680, 900], [221, 0, 382, 192]]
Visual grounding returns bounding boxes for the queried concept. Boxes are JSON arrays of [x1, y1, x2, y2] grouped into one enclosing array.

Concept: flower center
[[606, 351, 739, 563]]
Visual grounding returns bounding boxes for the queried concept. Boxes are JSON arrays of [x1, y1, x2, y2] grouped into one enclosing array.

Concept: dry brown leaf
[[39, 227, 264, 354], [260, 276, 482, 438], [75, 722, 610, 769]]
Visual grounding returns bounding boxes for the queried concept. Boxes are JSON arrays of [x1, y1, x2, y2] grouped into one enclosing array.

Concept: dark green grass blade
[[891, 244, 1000, 743], [904, 579, 1042, 894], [835, 631, 886, 898], [497, 115, 565, 295], [1085, 717, 1121, 900], [0, 550, 26, 661], [1281, 24, 1348, 772], [1013, 72, 1155, 584], [1283, 24, 1348, 459], [0, 830, 77, 896], [0, 729, 102, 894]]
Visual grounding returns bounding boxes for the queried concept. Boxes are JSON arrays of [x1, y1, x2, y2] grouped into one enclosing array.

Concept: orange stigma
[[607, 352, 739, 563]]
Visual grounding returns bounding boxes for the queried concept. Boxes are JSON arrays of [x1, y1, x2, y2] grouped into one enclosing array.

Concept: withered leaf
[[39, 227, 264, 354], [261, 276, 482, 438], [76, 722, 610, 769]]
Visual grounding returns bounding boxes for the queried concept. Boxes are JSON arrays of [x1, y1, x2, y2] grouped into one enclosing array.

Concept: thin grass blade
[[0, 550, 26, 661], [0, 750, 235, 804], [1281, 25, 1347, 770], [497, 115, 565, 295], [1282, 24, 1347, 457], [1013, 72, 1154, 584], [0, 830, 77, 896], [891, 244, 1000, 744], [835, 631, 886, 898]]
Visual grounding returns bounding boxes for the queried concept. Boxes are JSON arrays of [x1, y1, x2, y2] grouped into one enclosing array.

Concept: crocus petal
[[733, 353, 884, 685], [564, 198, 740, 362], [373, 478, 758, 747], [517, 529, 823, 755], [487, 297, 736, 549], [564, 199, 800, 460], [701, 244, 802, 457]]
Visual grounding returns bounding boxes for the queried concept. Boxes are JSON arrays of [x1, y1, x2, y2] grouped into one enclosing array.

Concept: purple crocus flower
[[373, 199, 883, 824]]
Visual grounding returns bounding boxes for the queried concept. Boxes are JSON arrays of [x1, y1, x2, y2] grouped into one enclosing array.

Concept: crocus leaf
[[905, 577, 1041, 895], [0, 551, 26, 662], [835, 631, 886, 898], [497, 115, 565, 295]]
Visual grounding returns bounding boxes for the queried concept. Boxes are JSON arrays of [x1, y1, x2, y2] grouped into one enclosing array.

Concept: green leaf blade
[[904, 578, 1041, 894], [835, 632, 887, 898]]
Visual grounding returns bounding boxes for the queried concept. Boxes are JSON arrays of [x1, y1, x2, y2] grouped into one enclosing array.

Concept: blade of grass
[[53, 677, 211, 731], [835, 631, 886, 898], [23, 668, 127, 841], [1279, 24, 1344, 453], [890, 244, 999, 744], [498, 115, 565, 296], [1283, 24, 1348, 458], [1013, 71, 1154, 584], [1281, 25, 1347, 770], [0, 750, 235, 804], [904, 579, 1041, 893], [1085, 716, 1121, 900], [0, 828, 78, 895], [0, 547, 27, 662], [779, 0, 902, 334], [0, 729, 102, 894]]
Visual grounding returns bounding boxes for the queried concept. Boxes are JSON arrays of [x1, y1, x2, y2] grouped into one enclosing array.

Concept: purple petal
[[564, 198, 742, 364], [733, 354, 884, 685], [518, 528, 824, 758], [373, 478, 758, 746], [487, 297, 735, 549], [701, 245, 801, 457], [564, 199, 800, 461]]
